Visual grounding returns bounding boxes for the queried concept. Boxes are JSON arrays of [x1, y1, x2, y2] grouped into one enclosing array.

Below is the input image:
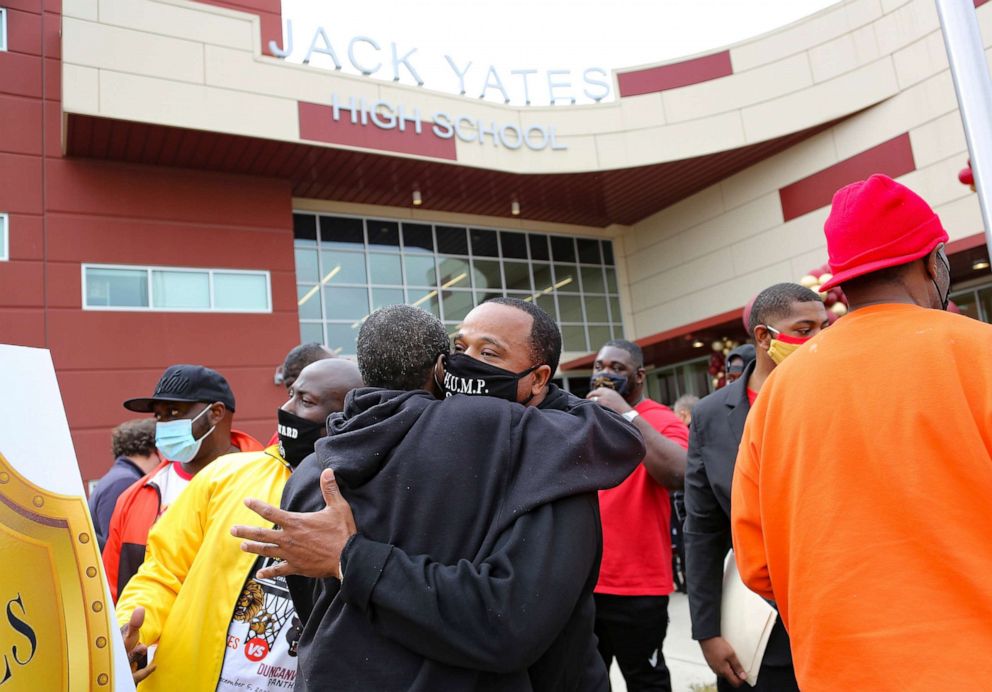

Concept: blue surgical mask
[[155, 405, 215, 463]]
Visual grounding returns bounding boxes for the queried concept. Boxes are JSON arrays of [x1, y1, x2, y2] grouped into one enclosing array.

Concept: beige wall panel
[[626, 185, 726, 252], [619, 94, 667, 131], [627, 111, 745, 163], [933, 193, 983, 241], [661, 54, 812, 124], [631, 298, 699, 339], [624, 236, 685, 293], [629, 247, 736, 313], [980, 3, 992, 46], [64, 0, 98, 21], [99, 70, 299, 140], [62, 63, 100, 114], [730, 0, 882, 72], [897, 156, 974, 210], [892, 30, 947, 90], [790, 246, 831, 279], [831, 69, 954, 160], [874, 0, 939, 56], [881, 0, 913, 13], [909, 111, 967, 168], [593, 132, 630, 170], [205, 46, 381, 103], [684, 260, 794, 321], [518, 104, 624, 137], [99, 0, 253, 50], [678, 192, 784, 262], [719, 130, 838, 210], [730, 207, 830, 276], [808, 24, 881, 83], [741, 58, 898, 143], [63, 17, 205, 84]]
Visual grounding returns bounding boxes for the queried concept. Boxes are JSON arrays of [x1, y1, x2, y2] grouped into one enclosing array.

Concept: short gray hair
[[356, 305, 450, 391], [673, 394, 699, 416]]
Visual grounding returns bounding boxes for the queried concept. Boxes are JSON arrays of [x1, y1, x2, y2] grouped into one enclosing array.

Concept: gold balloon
[[799, 274, 818, 288], [818, 273, 833, 285], [830, 302, 848, 316]]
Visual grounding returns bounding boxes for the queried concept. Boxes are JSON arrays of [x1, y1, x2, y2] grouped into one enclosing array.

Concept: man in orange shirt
[[731, 174, 992, 690]]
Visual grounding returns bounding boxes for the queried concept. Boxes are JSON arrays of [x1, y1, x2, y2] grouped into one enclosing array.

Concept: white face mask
[[154, 406, 215, 463]]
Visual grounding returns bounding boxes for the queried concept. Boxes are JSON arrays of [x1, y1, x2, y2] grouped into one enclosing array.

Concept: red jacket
[[102, 430, 262, 602]]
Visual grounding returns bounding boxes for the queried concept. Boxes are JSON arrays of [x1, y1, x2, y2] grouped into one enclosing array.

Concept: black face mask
[[589, 372, 630, 396], [277, 408, 324, 468], [442, 353, 539, 404]]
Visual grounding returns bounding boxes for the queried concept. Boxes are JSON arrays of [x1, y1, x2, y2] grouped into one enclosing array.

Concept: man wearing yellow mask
[[685, 282, 826, 691]]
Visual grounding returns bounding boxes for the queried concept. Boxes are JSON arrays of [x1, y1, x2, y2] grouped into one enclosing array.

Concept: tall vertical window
[[294, 212, 623, 357], [0, 213, 7, 261], [0, 9, 7, 53]]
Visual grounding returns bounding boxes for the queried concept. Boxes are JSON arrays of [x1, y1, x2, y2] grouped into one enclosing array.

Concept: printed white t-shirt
[[216, 555, 302, 691]]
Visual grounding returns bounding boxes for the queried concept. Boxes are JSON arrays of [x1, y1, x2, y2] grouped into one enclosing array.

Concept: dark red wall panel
[[0, 51, 43, 98], [0, 308, 46, 347], [618, 51, 734, 97], [0, 153, 44, 213], [3, 1, 42, 16], [0, 262, 45, 306], [44, 158, 292, 225], [6, 214, 44, 260], [779, 133, 917, 222], [299, 101, 458, 161], [5, 7, 43, 56], [0, 95, 44, 156]]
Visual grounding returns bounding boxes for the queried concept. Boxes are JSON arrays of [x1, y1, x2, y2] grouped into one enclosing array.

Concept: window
[[82, 265, 271, 312], [0, 9, 7, 53], [0, 213, 7, 261], [293, 212, 622, 356]]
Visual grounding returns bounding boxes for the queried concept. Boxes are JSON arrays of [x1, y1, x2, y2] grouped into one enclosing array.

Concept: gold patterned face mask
[[763, 326, 811, 365]]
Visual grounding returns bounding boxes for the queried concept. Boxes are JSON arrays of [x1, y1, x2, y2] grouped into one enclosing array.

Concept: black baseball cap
[[123, 364, 236, 413]]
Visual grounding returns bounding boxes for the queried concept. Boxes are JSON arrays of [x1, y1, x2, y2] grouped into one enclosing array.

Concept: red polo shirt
[[595, 399, 689, 596]]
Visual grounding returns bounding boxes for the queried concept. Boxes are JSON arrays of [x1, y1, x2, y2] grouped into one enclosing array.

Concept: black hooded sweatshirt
[[282, 384, 645, 691]]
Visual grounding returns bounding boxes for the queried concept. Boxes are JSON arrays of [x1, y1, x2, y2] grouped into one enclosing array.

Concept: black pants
[[594, 593, 671, 692], [715, 664, 800, 692]]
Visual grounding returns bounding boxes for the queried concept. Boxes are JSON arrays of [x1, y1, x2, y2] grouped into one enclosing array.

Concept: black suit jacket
[[684, 363, 792, 666]]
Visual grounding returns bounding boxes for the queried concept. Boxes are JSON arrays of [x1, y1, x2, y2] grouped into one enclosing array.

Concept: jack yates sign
[[273, 21, 615, 153]]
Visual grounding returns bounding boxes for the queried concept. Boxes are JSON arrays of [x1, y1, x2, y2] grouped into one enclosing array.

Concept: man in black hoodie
[[234, 301, 644, 690]]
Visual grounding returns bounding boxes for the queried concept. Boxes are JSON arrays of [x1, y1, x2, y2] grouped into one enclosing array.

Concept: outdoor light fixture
[[412, 189, 423, 206], [511, 200, 521, 216], [973, 259, 990, 270]]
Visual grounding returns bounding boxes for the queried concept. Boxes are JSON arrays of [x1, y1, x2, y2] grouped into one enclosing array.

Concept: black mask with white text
[[442, 352, 539, 404], [277, 408, 324, 468]]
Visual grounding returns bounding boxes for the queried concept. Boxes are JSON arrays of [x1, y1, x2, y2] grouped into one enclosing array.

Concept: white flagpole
[[936, 0, 992, 259]]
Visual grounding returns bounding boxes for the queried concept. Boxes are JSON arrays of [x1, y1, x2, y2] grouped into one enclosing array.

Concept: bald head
[[281, 358, 364, 426]]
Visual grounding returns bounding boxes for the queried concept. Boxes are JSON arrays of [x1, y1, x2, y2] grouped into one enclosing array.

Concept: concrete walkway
[[608, 592, 716, 692]]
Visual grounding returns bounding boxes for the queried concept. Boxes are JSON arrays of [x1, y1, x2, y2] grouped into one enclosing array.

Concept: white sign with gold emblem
[[0, 345, 134, 691]]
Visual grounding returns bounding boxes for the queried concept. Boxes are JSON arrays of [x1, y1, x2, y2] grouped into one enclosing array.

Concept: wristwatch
[[622, 410, 640, 422]]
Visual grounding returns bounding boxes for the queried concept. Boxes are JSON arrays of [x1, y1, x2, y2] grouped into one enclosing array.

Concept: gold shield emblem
[[0, 452, 114, 690]]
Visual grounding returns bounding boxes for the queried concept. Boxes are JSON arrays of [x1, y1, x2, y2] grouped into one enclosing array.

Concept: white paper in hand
[[720, 549, 777, 687]]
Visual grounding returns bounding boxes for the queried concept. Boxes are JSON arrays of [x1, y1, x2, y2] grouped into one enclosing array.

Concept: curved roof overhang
[[60, 0, 909, 225]]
